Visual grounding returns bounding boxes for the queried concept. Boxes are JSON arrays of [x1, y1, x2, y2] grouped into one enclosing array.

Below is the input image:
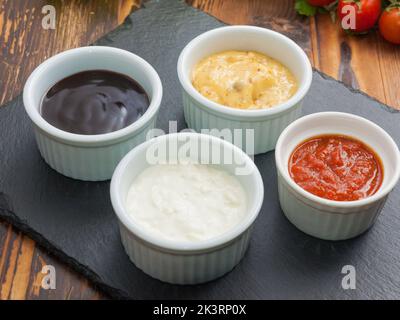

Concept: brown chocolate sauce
[[40, 70, 149, 135]]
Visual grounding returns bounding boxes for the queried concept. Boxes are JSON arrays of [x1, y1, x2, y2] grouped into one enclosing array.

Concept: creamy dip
[[125, 163, 247, 242], [192, 50, 298, 109]]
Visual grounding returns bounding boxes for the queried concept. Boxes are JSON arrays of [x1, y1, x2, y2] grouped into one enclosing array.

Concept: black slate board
[[1, 0, 400, 299]]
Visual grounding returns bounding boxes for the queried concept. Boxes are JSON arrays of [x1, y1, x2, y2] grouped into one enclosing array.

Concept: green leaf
[[295, 0, 317, 16], [318, 7, 328, 14]]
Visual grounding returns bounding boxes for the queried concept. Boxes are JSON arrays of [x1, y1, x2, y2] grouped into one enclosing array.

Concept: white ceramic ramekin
[[275, 112, 400, 241], [177, 25, 312, 155], [110, 132, 264, 284], [23, 46, 162, 181]]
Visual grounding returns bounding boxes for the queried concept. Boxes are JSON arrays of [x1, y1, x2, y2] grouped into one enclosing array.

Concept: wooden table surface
[[0, 0, 399, 300]]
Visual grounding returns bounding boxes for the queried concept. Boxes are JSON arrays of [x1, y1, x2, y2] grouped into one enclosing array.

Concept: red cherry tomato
[[307, 0, 336, 6], [379, 7, 400, 45], [338, 0, 382, 33]]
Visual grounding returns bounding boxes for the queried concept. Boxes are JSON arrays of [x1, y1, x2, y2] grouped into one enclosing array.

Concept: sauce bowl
[[110, 132, 264, 284], [275, 112, 400, 240], [23, 46, 163, 181], [177, 25, 312, 155]]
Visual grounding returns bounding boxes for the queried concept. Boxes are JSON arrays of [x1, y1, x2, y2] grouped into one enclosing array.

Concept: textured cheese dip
[[192, 50, 298, 109], [125, 163, 247, 242]]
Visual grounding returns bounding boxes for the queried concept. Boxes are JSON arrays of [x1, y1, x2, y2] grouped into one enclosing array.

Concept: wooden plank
[[187, 0, 311, 54], [26, 246, 104, 300], [0, 225, 23, 299], [8, 235, 35, 299], [0, 0, 139, 106], [0, 220, 104, 300]]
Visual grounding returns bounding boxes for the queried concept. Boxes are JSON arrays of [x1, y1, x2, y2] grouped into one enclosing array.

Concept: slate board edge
[[0, 0, 399, 300], [0, 195, 130, 299]]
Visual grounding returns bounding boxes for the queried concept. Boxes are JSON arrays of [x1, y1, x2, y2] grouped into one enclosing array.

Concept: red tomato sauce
[[288, 135, 383, 201]]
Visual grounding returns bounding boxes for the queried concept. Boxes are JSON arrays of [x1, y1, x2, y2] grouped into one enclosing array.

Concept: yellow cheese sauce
[[192, 50, 298, 110]]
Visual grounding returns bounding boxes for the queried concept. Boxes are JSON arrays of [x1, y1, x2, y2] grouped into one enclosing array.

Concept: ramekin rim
[[110, 132, 264, 252], [23, 46, 163, 145], [275, 111, 400, 209], [177, 25, 313, 119]]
